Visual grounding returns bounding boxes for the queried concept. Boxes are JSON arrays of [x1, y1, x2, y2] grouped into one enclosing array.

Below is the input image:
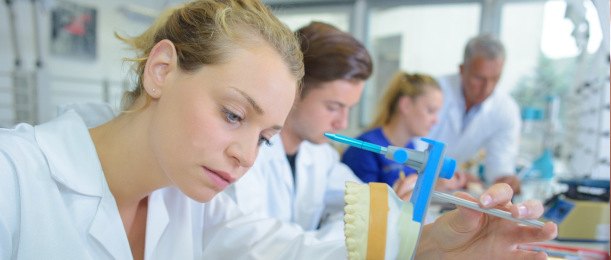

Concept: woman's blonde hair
[[369, 72, 440, 128], [117, 0, 304, 110]]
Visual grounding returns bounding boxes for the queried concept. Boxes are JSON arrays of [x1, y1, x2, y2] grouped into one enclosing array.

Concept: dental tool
[[325, 132, 545, 228]]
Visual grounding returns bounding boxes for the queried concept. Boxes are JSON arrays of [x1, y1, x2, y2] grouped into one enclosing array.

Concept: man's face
[[285, 79, 365, 144], [459, 56, 504, 108]]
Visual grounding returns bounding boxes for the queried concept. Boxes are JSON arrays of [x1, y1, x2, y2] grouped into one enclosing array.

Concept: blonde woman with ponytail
[[342, 72, 443, 198]]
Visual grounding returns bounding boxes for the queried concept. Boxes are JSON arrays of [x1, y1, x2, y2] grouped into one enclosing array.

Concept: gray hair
[[463, 34, 506, 64]]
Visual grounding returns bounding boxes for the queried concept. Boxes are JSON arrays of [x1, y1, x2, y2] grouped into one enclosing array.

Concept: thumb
[[401, 175, 418, 200], [393, 175, 417, 201], [448, 192, 486, 233], [404, 174, 418, 189]]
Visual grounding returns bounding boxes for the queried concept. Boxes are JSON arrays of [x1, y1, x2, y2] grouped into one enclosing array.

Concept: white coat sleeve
[[0, 139, 19, 259], [484, 100, 521, 182], [201, 193, 346, 260]]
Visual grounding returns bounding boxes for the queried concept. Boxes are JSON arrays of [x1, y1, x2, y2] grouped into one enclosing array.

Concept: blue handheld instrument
[[325, 132, 544, 228]]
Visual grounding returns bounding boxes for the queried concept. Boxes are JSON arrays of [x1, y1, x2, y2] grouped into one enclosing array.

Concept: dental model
[[344, 181, 419, 260]]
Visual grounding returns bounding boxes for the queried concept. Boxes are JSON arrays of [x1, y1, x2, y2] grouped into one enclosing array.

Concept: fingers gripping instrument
[[325, 132, 455, 223], [329, 132, 455, 260]]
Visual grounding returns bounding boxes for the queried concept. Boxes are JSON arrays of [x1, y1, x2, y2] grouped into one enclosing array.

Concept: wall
[[0, 0, 163, 126]]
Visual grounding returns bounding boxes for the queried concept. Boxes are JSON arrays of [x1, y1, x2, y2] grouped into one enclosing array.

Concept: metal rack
[[561, 0, 610, 180]]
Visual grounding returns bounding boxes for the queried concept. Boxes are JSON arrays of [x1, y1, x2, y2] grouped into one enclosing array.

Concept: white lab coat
[[427, 74, 521, 182], [224, 135, 361, 241], [0, 110, 346, 259]]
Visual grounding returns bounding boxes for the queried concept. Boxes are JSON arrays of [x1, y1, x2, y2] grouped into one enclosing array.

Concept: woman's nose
[[228, 138, 258, 168]]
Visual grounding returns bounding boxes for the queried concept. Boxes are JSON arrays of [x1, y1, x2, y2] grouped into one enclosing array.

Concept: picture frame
[[50, 1, 97, 60]]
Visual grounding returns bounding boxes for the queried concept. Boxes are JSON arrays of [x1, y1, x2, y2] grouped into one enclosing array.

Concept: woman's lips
[[202, 167, 234, 190]]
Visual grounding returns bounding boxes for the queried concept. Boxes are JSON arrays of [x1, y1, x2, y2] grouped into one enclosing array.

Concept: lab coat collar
[[458, 84, 496, 135], [296, 141, 316, 167], [270, 134, 288, 159], [146, 190, 170, 259], [269, 135, 296, 191], [35, 110, 134, 259], [268, 135, 318, 195], [34, 110, 106, 197], [282, 138, 318, 175], [479, 92, 495, 114], [451, 75, 496, 134], [88, 199, 133, 259], [447, 75, 465, 133]]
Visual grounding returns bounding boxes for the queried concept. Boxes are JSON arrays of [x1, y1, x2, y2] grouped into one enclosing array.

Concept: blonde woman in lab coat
[[0, 1, 324, 258], [0, 1, 556, 259]]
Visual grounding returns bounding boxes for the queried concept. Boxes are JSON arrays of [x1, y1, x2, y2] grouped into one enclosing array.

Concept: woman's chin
[[187, 189, 219, 203]]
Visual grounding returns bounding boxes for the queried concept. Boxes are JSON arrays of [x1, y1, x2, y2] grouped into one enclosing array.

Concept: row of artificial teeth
[[344, 182, 370, 259]]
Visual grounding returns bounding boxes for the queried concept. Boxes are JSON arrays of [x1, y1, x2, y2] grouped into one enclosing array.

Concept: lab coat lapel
[[448, 102, 463, 134], [295, 144, 314, 190], [447, 80, 465, 134], [145, 190, 170, 259], [35, 111, 133, 259], [456, 95, 494, 151], [88, 199, 133, 259], [293, 143, 314, 226], [272, 136, 296, 193], [460, 106, 484, 139], [35, 110, 104, 197]]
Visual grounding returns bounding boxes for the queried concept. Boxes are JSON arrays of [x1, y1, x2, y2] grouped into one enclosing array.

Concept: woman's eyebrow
[[230, 87, 282, 130], [230, 87, 263, 114]]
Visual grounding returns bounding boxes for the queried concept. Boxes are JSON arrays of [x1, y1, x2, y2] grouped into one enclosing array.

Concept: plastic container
[[519, 107, 545, 167], [518, 107, 555, 201]]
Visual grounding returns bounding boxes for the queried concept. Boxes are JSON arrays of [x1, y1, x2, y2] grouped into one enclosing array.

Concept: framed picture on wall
[[50, 1, 97, 60]]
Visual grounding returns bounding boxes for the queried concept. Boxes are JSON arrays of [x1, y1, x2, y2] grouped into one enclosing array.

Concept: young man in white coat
[[223, 21, 377, 241], [428, 34, 522, 193]]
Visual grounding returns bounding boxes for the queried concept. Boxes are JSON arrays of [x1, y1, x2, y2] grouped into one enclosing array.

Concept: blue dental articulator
[[325, 132, 544, 228]]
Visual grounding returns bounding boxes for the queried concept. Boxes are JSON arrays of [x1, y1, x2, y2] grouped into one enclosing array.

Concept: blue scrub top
[[341, 127, 417, 186]]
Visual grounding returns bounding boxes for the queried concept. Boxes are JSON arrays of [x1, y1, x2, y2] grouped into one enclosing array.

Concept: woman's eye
[[223, 108, 243, 123], [258, 136, 272, 146], [326, 104, 340, 112]]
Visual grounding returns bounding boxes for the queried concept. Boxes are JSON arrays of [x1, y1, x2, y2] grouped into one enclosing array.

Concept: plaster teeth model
[[327, 133, 457, 259], [344, 182, 420, 260]]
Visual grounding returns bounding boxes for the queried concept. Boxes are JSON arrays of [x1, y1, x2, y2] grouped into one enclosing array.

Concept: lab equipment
[[546, 179, 610, 242], [325, 132, 545, 228], [518, 100, 557, 202]]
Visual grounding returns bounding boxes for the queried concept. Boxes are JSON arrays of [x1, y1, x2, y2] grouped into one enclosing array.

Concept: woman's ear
[[143, 39, 178, 99], [397, 95, 413, 114]]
